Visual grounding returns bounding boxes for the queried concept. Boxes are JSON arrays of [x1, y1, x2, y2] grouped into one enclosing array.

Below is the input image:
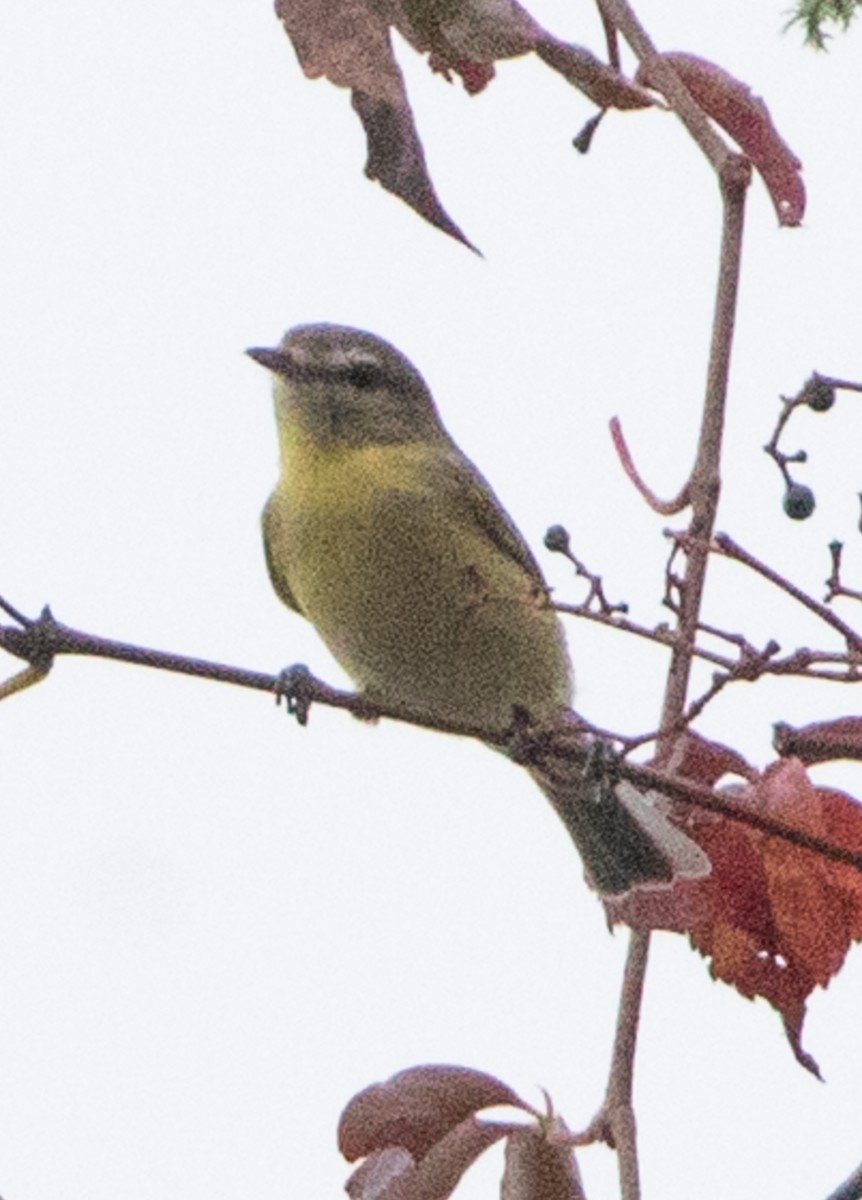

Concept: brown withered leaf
[[636, 51, 806, 226], [346, 1119, 516, 1200], [276, 0, 475, 248], [392, 0, 655, 111], [340, 1066, 584, 1200], [340, 1065, 542, 1200], [351, 88, 475, 248], [339, 1064, 532, 1163], [275, 0, 654, 247], [502, 1125, 586, 1200], [347, 1146, 415, 1200]]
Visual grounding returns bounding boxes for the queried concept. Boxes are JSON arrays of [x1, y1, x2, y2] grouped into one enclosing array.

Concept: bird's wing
[[261, 494, 304, 615], [427, 448, 550, 592]]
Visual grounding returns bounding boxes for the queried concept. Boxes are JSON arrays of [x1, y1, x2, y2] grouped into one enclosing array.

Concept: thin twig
[[819, 375, 862, 393], [596, 0, 621, 71], [597, 0, 736, 172], [553, 602, 735, 670], [572, 928, 649, 1200], [713, 534, 862, 654], [656, 160, 747, 746], [825, 541, 862, 605], [609, 417, 690, 515], [557, 598, 860, 684]]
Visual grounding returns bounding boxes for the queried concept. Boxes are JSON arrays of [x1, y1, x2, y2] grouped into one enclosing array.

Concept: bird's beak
[[246, 346, 295, 375]]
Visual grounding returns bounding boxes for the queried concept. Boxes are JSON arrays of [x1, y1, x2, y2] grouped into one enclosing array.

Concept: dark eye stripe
[[344, 362, 384, 389]]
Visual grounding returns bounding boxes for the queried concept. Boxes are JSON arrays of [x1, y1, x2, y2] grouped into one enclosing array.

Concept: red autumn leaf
[[774, 716, 862, 764], [686, 758, 862, 1074], [636, 51, 806, 226], [275, 0, 654, 247], [338, 1064, 532, 1163], [666, 728, 757, 789], [604, 733, 862, 1068]]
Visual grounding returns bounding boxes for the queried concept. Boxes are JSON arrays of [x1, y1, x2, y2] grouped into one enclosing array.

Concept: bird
[[247, 324, 707, 895]]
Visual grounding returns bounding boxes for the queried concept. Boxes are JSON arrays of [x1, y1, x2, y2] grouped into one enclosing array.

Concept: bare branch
[[713, 534, 862, 655], [825, 541, 862, 605], [572, 928, 649, 1200], [3, 603, 860, 873]]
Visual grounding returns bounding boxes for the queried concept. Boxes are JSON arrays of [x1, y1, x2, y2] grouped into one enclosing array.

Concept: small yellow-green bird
[[248, 324, 705, 895]]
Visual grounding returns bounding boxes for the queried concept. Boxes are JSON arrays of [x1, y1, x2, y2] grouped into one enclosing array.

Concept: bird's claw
[[274, 663, 314, 726]]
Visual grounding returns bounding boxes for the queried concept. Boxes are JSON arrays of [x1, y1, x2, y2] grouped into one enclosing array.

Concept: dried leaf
[[347, 1120, 515, 1200], [277, 0, 404, 103], [275, 0, 655, 245], [637, 51, 806, 225], [502, 1126, 585, 1200], [339, 1065, 531, 1163], [276, 0, 475, 247], [396, 0, 542, 61], [351, 89, 477, 249], [347, 1147, 415, 1200], [340, 1067, 582, 1200]]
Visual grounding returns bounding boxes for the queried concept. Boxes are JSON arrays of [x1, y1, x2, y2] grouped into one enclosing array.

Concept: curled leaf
[[339, 1064, 531, 1163], [346, 1120, 514, 1200], [637, 51, 806, 225]]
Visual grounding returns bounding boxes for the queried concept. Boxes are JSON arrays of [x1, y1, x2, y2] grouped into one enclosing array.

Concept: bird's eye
[[346, 362, 383, 390]]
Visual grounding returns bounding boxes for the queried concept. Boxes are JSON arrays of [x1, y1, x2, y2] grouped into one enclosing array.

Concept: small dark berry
[[783, 483, 816, 520], [801, 376, 835, 412], [544, 525, 571, 554]]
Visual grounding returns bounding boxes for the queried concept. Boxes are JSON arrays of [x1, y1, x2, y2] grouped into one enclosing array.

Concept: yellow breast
[[265, 431, 571, 733]]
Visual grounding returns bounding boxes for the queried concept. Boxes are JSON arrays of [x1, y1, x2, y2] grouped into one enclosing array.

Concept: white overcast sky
[[2, 2, 862, 1198]]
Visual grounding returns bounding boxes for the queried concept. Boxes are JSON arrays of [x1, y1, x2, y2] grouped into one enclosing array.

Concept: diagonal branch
[[3, 603, 860, 873], [713, 534, 862, 654]]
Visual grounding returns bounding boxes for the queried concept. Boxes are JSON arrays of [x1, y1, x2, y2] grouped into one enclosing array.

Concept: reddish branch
[[3, 603, 860, 874]]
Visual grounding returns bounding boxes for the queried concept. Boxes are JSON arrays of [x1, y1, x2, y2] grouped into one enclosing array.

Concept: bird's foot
[[273, 662, 314, 726]]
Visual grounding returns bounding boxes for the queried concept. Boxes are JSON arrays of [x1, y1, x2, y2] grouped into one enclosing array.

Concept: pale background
[[1, 1, 862, 1197]]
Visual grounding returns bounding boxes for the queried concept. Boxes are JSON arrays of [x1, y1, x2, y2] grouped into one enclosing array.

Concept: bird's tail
[[530, 755, 710, 896]]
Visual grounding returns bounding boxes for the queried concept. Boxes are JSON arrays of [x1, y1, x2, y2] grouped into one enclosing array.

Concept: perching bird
[[248, 324, 707, 895]]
